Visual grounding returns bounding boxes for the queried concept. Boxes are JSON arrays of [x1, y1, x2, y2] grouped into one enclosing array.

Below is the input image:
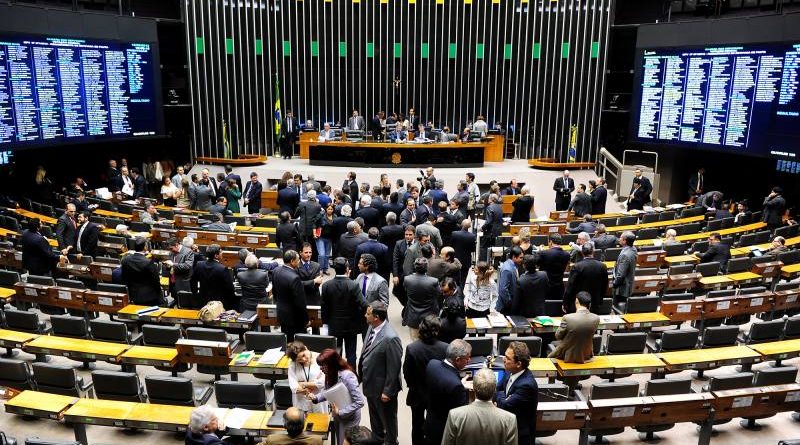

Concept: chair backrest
[[784, 317, 800, 339], [624, 296, 660, 314], [144, 376, 195, 406], [590, 381, 640, 400], [464, 337, 494, 357], [725, 257, 752, 274], [603, 248, 622, 262], [91, 370, 143, 402], [777, 250, 800, 266], [177, 290, 203, 309], [644, 378, 692, 396], [739, 286, 767, 295], [55, 278, 85, 289], [94, 256, 122, 265], [696, 262, 721, 277], [659, 328, 699, 351], [706, 219, 723, 232], [708, 372, 754, 392], [637, 228, 659, 240], [746, 320, 785, 344], [668, 264, 695, 275], [538, 383, 570, 402], [617, 216, 638, 226], [641, 213, 660, 224], [720, 217, 735, 229], [661, 292, 694, 302], [753, 366, 798, 386], [663, 243, 688, 257], [682, 221, 703, 234], [4, 309, 43, 333], [775, 282, 800, 293], [244, 332, 287, 353], [544, 300, 564, 317], [605, 332, 647, 355], [0, 358, 31, 388], [737, 233, 757, 247], [293, 334, 337, 353], [89, 320, 130, 343], [702, 325, 740, 347], [49, 315, 89, 339], [0, 270, 21, 287], [753, 230, 771, 244], [142, 324, 182, 346], [214, 381, 266, 410], [659, 211, 677, 221], [26, 275, 55, 286], [596, 298, 613, 316], [774, 225, 799, 238], [186, 327, 228, 343], [707, 289, 736, 299], [96, 283, 127, 294], [497, 336, 542, 358], [635, 267, 660, 276], [31, 362, 78, 396], [680, 207, 705, 218], [691, 240, 709, 254]]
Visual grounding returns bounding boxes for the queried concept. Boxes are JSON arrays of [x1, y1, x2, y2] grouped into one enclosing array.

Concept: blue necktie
[[362, 275, 368, 297]]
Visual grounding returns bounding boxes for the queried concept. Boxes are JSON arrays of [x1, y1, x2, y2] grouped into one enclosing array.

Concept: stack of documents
[[257, 347, 284, 365]]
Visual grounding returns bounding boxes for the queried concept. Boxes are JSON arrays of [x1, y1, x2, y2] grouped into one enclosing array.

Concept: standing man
[[480, 194, 503, 260], [511, 255, 549, 318], [320, 257, 367, 367], [567, 184, 592, 217], [164, 237, 194, 295], [402, 258, 440, 340], [537, 234, 571, 303], [74, 211, 100, 259], [348, 109, 365, 131], [342, 171, 359, 207], [631, 168, 652, 205], [688, 167, 705, 201], [107, 159, 120, 188], [171, 165, 186, 190], [497, 247, 523, 314], [465, 172, 481, 219], [193, 244, 236, 309], [450, 219, 476, 287], [355, 253, 389, 306], [295, 190, 321, 243], [590, 178, 608, 215], [243, 172, 262, 215], [564, 244, 608, 314], [425, 339, 471, 445], [613, 231, 637, 304], [497, 342, 538, 445], [282, 110, 298, 159], [21, 219, 65, 276], [391, 226, 415, 307], [553, 170, 575, 211], [272, 250, 309, 341], [359, 301, 403, 445], [403, 315, 448, 445], [121, 237, 162, 306], [277, 182, 300, 215], [441, 368, 517, 445], [297, 243, 323, 305], [55, 203, 78, 254], [627, 178, 647, 211], [763, 186, 787, 231], [224, 165, 242, 192]]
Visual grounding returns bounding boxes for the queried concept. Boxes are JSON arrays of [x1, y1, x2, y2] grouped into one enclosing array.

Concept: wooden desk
[[730, 235, 800, 257], [588, 396, 651, 429], [4, 390, 75, 420], [605, 215, 704, 234], [229, 354, 290, 379], [530, 358, 559, 378], [116, 304, 169, 322], [748, 338, 800, 362], [120, 345, 179, 368], [621, 312, 671, 328], [160, 308, 203, 326], [658, 345, 761, 372], [532, 314, 626, 334], [24, 335, 130, 363], [556, 356, 614, 377], [536, 401, 589, 432], [302, 136, 504, 164], [635, 222, 767, 246], [0, 328, 39, 350], [63, 398, 137, 426], [665, 272, 702, 292], [660, 298, 703, 322], [94, 209, 133, 220], [698, 275, 733, 290], [125, 402, 194, 431], [782, 263, 800, 280], [604, 353, 666, 375], [712, 384, 800, 422], [727, 271, 763, 286], [663, 255, 699, 266], [0, 286, 15, 302], [176, 338, 231, 366], [12, 208, 58, 225]]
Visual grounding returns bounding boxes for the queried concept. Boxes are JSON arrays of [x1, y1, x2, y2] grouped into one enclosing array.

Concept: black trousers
[[336, 334, 358, 368], [411, 405, 428, 445]]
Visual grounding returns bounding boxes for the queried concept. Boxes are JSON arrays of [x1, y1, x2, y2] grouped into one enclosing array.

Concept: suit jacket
[[355, 206, 381, 231], [297, 260, 321, 305], [612, 246, 637, 299], [392, 239, 411, 280], [510, 195, 534, 223], [568, 192, 592, 217], [427, 258, 462, 282], [380, 224, 405, 261], [631, 176, 653, 203], [549, 308, 600, 363], [237, 268, 269, 311], [481, 203, 503, 238], [226, 173, 243, 192], [451, 230, 476, 277], [295, 200, 321, 237], [342, 179, 359, 207], [272, 265, 308, 331], [553, 177, 575, 200], [169, 246, 195, 294], [354, 272, 389, 305], [538, 247, 570, 300], [564, 257, 609, 313], [497, 259, 519, 314], [699, 243, 731, 273], [262, 432, 322, 445], [347, 115, 365, 131], [75, 222, 100, 258], [497, 369, 538, 441], [415, 204, 432, 224], [121, 253, 162, 306], [55, 213, 77, 250], [502, 186, 522, 196], [185, 431, 226, 445], [277, 187, 300, 214], [590, 186, 607, 215], [275, 222, 302, 253], [568, 221, 597, 235], [403, 273, 440, 328], [193, 259, 236, 309], [688, 173, 704, 197], [403, 339, 448, 407], [512, 270, 548, 317], [21, 229, 59, 276], [402, 241, 428, 277], [763, 194, 786, 226], [442, 400, 518, 445], [415, 223, 443, 251], [338, 233, 367, 271], [425, 359, 469, 445], [359, 322, 403, 398], [320, 275, 367, 336], [592, 234, 619, 250], [243, 180, 263, 213]]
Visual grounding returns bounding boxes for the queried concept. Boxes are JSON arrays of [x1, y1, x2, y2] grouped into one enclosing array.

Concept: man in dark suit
[[243, 172, 263, 214], [224, 165, 242, 191], [275, 212, 301, 253], [425, 339, 471, 445], [415, 196, 434, 224], [21, 219, 64, 276], [414, 123, 435, 141], [481, 194, 503, 260], [567, 183, 592, 217], [347, 109, 366, 131], [106, 159, 120, 188], [451, 219, 476, 287], [697, 232, 731, 273], [592, 224, 619, 250], [379, 212, 405, 263], [121, 237, 162, 306], [297, 243, 322, 306], [404, 315, 448, 445], [590, 179, 608, 215], [391, 226, 415, 306], [321, 257, 367, 366], [512, 255, 549, 318], [342, 171, 359, 208], [295, 191, 321, 243], [402, 258, 441, 339], [130, 168, 147, 199], [277, 185, 300, 215], [407, 108, 421, 129], [209, 197, 232, 217], [74, 211, 100, 259], [627, 178, 648, 211], [631, 168, 653, 204], [281, 110, 299, 159], [192, 244, 236, 309], [613, 232, 637, 303], [339, 221, 368, 274], [502, 179, 522, 196], [688, 167, 705, 201], [497, 341, 538, 445], [55, 203, 78, 254], [537, 233, 571, 302], [356, 196, 382, 231], [763, 186, 787, 230], [437, 200, 464, 246], [564, 244, 609, 314], [355, 228, 390, 280], [272, 250, 308, 341], [568, 214, 597, 235], [165, 237, 194, 296], [359, 301, 403, 445], [428, 182, 448, 214], [497, 247, 524, 314], [553, 170, 575, 211]]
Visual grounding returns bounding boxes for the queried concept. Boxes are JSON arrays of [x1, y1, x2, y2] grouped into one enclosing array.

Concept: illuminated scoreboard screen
[[0, 33, 160, 149], [630, 42, 800, 161]]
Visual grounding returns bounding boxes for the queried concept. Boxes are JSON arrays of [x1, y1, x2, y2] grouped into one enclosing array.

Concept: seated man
[[260, 407, 322, 445], [139, 203, 160, 225], [695, 232, 730, 273], [438, 126, 458, 142], [186, 405, 226, 445], [388, 122, 408, 143], [318, 122, 336, 142], [202, 213, 233, 233], [548, 291, 599, 364]]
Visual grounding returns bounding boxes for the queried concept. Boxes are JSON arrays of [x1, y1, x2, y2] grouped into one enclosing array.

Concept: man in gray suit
[[613, 231, 637, 302], [347, 109, 366, 131], [359, 301, 403, 445], [355, 254, 389, 306], [567, 183, 592, 217], [402, 232, 432, 276], [164, 237, 194, 294], [441, 368, 518, 445]]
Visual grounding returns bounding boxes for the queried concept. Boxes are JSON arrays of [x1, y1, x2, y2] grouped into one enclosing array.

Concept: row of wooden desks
[[635, 221, 767, 246], [730, 235, 800, 258], [466, 313, 673, 335]]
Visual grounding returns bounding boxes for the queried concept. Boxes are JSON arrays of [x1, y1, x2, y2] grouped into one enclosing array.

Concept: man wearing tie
[[502, 179, 521, 196], [355, 253, 389, 306], [688, 167, 705, 202], [553, 170, 575, 211], [318, 123, 336, 142], [320, 257, 367, 367], [114, 166, 135, 197], [282, 110, 298, 159], [630, 168, 652, 205], [415, 124, 434, 141], [55, 204, 78, 254], [243, 172, 263, 215], [348, 109, 365, 131]]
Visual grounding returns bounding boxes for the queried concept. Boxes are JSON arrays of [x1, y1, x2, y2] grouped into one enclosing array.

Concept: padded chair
[[273, 380, 294, 410], [753, 230, 771, 244], [176, 290, 203, 309], [49, 315, 89, 339], [705, 219, 724, 232], [659, 211, 677, 221], [245, 332, 287, 353], [701, 325, 739, 348], [535, 383, 572, 438], [186, 327, 239, 379], [682, 221, 703, 234], [0, 270, 21, 287], [741, 367, 799, 429], [784, 316, 800, 340], [90, 319, 140, 344], [544, 300, 564, 317], [613, 295, 659, 315], [617, 216, 638, 226], [691, 240, 709, 254], [94, 257, 122, 265], [604, 332, 647, 355], [663, 243, 688, 257], [680, 207, 705, 218], [668, 263, 695, 275], [91, 370, 145, 402], [0, 358, 32, 390], [144, 376, 213, 406], [603, 247, 622, 262], [142, 325, 190, 375], [596, 298, 613, 316], [651, 328, 699, 352], [635, 378, 693, 440], [720, 217, 735, 229], [637, 228, 659, 240], [293, 334, 336, 353], [778, 250, 800, 266], [96, 283, 127, 294], [585, 381, 641, 442], [598, 217, 617, 227], [31, 362, 93, 397], [464, 337, 494, 363], [661, 292, 694, 302], [737, 233, 758, 247], [696, 262, 721, 277], [640, 213, 660, 224], [26, 275, 55, 286], [3, 308, 48, 334], [497, 336, 542, 358], [774, 225, 800, 238], [725, 257, 752, 274], [739, 320, 785, 344], [634, 267, 660, 276], [214, 381, 267, 410]]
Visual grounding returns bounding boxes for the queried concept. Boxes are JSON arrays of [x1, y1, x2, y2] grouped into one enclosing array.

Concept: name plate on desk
[[752, 261, 783, 278], [257, 304, 279, 326], [46, 287, 86, 310], [85, 290, 129, 313], [774, 289, 800, 311], [13, 282, 50, 304], [176, 339, 231, 366]]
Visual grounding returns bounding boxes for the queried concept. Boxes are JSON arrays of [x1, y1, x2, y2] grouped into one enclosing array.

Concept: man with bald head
[[55, 203, 78, 254], [553, 170, 575, 211], [260, 407, 322, 444]]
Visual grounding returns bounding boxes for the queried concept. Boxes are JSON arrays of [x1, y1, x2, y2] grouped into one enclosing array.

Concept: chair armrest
[[77, 376, 94, 392], [574, 389, 588, 401], [38, 323, 52, 334], [164, 296, 176, 308], [128, 332, 143, 345]]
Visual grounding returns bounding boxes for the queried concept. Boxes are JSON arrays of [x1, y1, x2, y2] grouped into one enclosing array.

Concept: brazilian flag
[[274, 75, 283, 146]]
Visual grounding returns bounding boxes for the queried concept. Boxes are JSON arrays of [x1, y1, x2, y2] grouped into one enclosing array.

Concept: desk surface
[[0, 287, 15, 301], [65, 398, 137, 420], [784, 263, 800, 274], [5, 390, 75, 414], [13, 208, 58, 225], [121, 345, 178, 362], [658, 345, 760, 366], [605, 215, 704, 233], [263, 412, 330, 435], [699, 275, 734, 285], [230, 354, 291, 370], [0, 328, 39, 344], [621, 312, 671, 325], [94, 209, 134, 220], [556, 356, 614, 375], [604, 353, 665, 370], [117, 305, 169, 318], [161, 308, 201, 320], [731, 235, 800, 257], [26, 335, 130, 358], [727, 271, 762, 282], [529, 358, 558, 375], [748, 339, 800, 357], [126, 402, 193, 425], [634, 222, 766, 246], [664, 255, 699, 264]]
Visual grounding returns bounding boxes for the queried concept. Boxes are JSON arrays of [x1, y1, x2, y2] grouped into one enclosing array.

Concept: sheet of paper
[[257, 347, 284, 365], [323, 382, 352, 408], [223, 408, 252, 429], [471, 317, 490, 329]]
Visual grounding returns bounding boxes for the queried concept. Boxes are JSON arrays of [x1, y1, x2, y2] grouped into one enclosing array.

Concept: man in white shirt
[[497, 342, 538, 445], [347, 109, 365, 131], [472, 114, 489, 137], [318, 123, 335, 142], [465, 172, 481, 218]]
